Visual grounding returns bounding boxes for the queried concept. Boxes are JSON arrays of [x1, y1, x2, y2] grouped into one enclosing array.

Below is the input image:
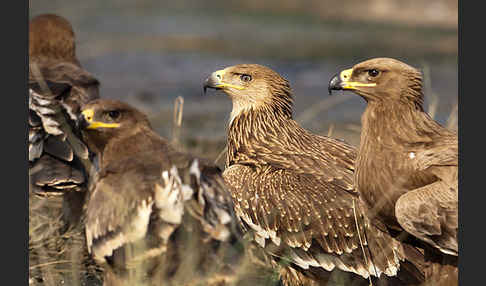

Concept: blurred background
[[30, 0, 458, 164]]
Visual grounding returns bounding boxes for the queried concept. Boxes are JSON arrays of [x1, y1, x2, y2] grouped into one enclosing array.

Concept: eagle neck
[[360, 99, 444, 152], [226, 104, 296, 167], [356, 98, 449, 228], [99, 126, 158, 170]]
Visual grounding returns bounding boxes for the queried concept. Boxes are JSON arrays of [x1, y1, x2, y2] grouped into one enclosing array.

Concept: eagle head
[[79, 99, 151, 153], [328, 57, 424, 106], [204, 64, 293, 121], [29, 14, 80, 65]]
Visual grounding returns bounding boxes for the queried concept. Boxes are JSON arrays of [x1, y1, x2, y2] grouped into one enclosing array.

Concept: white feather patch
[[181, 184, 194, 201], [237, 209, 281, 247], [189, 159, 200, 179], [315, 254, 337, 272], [155, 167, 184, 225], [214, 207, 232, 225], [229, 99, 256, 126]]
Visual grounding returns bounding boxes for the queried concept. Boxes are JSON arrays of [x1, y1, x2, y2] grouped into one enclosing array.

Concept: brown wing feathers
[[85, 158, 178, 264], [29, 14, 99, 196], [224, 164, 406, 280], [85, 155, 236, 256]]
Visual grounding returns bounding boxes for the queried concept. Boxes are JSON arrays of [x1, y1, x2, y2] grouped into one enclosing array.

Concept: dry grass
[[171, 96, 185, 147], [29, 194, 103, 286]]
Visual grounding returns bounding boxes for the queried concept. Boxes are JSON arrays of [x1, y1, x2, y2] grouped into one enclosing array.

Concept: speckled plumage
[[205, 64, 425, 285], [80, 99, 240, 286]]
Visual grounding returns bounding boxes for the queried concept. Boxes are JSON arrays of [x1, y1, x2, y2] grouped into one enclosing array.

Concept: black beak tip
[[328, 74, 342, 96], [202, 78, 222, 95], [203, 77, 212, 95]]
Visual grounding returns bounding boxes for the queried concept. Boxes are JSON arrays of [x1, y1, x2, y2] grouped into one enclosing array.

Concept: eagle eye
[[108, 110, 121, 120], [368, 69, 380, 77], [240, 74, 252, 82]]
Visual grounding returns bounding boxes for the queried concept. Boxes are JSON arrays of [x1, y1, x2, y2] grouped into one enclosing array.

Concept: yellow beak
[[81, 109, 120, 129], [204, 69, 245, 91], [339, 68, 377, 89]]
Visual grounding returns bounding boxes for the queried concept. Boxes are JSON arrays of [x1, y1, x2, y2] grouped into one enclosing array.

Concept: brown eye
[[240, 74, 252, 82], [108, 110, 120, 120], [368, 69, 380, 77]]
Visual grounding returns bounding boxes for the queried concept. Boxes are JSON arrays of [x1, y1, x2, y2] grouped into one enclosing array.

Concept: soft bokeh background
[[29, 0, 458, 163]]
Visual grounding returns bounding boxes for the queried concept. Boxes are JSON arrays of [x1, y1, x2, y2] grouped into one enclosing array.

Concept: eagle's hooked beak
[[79, 109, 120, 130], [328, 73, 342, 95], [328, 68, 376, 95], [203, 69, 245, 94]]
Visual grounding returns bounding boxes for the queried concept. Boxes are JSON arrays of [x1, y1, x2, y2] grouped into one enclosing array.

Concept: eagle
[[28, 14, 102, 284], [204, 64, 426, 286], [79, 99, 241, 286], [328, 57, 458, 284], [29, 13, 99, 200]]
